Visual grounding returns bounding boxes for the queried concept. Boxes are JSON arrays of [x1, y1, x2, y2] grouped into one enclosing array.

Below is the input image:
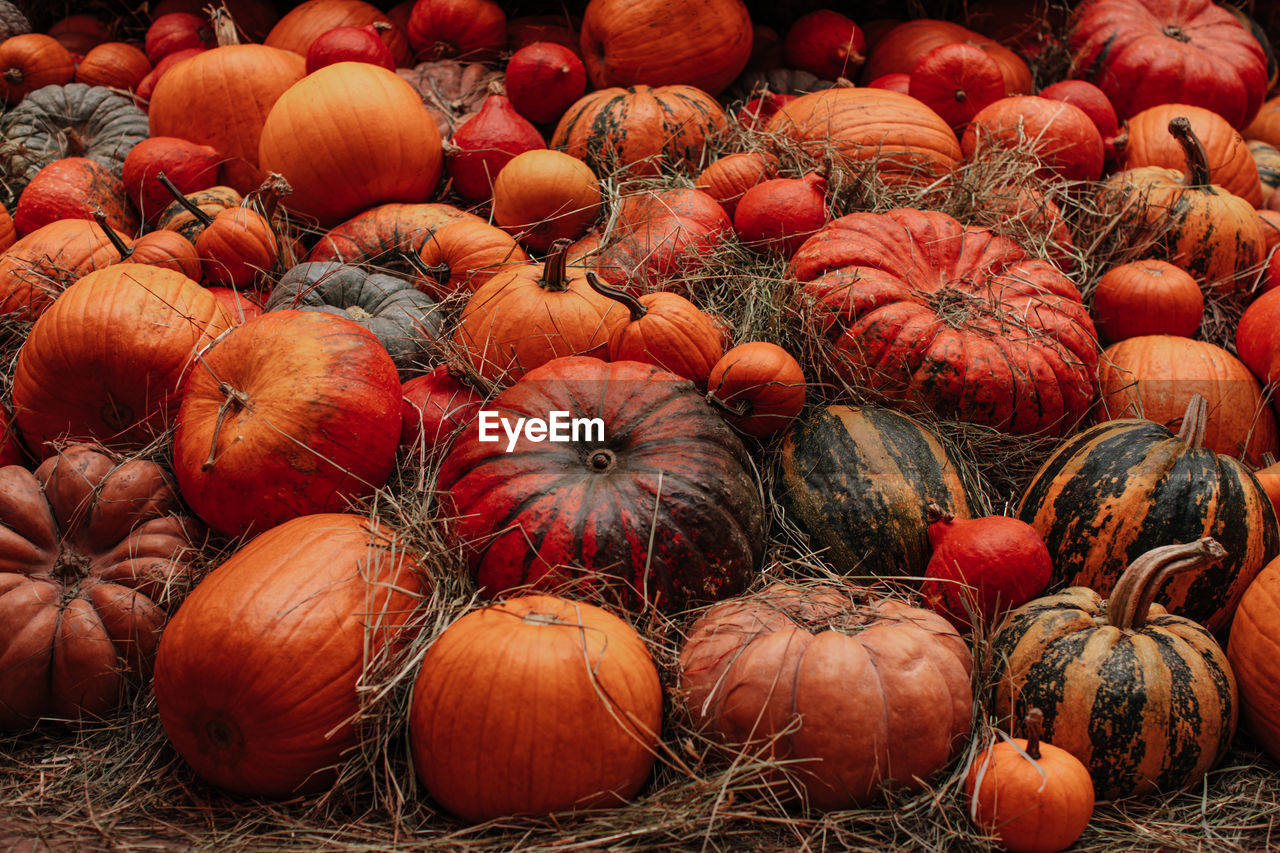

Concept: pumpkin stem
[[1023, 707, 1044, 761], [252, 172, 292, 221], [401, 249, 452, 286], [4, 68, 22, 85], [157, 172, 215, 227], [487, 78, 507, 97], [91, 209, 135, 261], [584, 270, 647, 320], [926, 503, 954, 525], [1167, 117, 1213, 189], [540, 238, 573, 292], [706, 391, 751, 418], [207, 3, 241, 47], [202, 382, 250, 471], [1105, 537, 1227, 631], [63, 128, 86, 158], [1175, 394, 1209, 451], [371, 21, 391, 33]]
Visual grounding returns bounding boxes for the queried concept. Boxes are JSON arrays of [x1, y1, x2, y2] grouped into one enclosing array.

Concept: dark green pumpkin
[[990, 538, 1237, 801], [1018, 395, 1279, 633], [265, 262, 445, 379], [777, 404, 972, 578], [0, 83, 149, 207]]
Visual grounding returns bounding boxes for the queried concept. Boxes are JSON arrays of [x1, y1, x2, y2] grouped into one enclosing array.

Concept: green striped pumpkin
[[1018, 395, 1279, 633], [777, 404, 972, 578], [1249, 139, 1280, 201], [990, 539, 1238, 801]]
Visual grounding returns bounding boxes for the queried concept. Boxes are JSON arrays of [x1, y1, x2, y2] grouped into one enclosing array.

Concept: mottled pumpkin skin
[[436, 356, 765, 612], [778, 405, 972, 578], [990, 587, 1237, 800], [1018, 417, 1280, 633]]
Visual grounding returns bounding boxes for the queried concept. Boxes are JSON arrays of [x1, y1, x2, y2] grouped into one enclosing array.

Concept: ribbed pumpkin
[[1103, 117, 1265, 294], [578, 0, 751, 96], [1121, 103, 1263, 207], [258, 62, 443, 228], [0, 219, 128, 320], [74, 42, 152, 91], [694, 151, 778, 219], [147, 18, 306, 193], [990, 539, 1237, 800], [1091, 259, 1203, 343], [491, 149, 601, 252], [962, 96, 1105, 183], [1238, 286, 1280, 386], [154, 512, 425, 797], [0, 445, 202, 730], [409, 594, 661, 822], [153, 184, 242, 244], [407, 0, 505, 62], [778, 405, 972, 578], [0, 206, 15, 253], [908, 42, 1005, 132], [11, 265, 232, 457], [1096, 335, 1277, 467], [308, 202, 475, 267], [0, 34, 74, 104], [436, 356, 765, 612], [454, 240, 624, 384], [551, 85, 724, 179], [13, 156, 137, 238], [1018, 395, 1280, 633], [1227, 554, 1280, 762], [792, 208, 1098, 436], [412, 216, 529, 299], [172, 310, 403, 540], [678, 582, 973, 810]]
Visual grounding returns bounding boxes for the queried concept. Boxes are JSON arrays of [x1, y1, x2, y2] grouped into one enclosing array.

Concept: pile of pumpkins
[[4, 0, 1280, 850]]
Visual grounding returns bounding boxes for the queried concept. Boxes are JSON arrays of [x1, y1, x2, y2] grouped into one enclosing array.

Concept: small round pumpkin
[[1091, 259, 1203, 344], [412, 216, 529, 298], [706, 342, 805, 440], [908, 42, 1005, 132], [1121, 102, 1263, 207], [491, 150, 601, 253], [409, 594, 661, 823], [1237, 286, 1280, 387], [962, 95, 1105, 182], [0, 34, 75, 104], [693, 151, 778, 219], [74, 42, 152, 91]]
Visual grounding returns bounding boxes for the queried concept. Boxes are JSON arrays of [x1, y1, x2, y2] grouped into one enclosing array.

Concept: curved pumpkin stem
[[540, 238, 573, 292], [252, 172, 292, 221], [706, 391, 751, 418], [156, 172, 215, 227], [209, 4, 241, 47], [1168, 117, 1213, 189], [1023, 707, 1044, 761], [584, 270, 647, 320], [91, 209, 135, 261], [401, 249, 451, 286], [1105, 537, 1227, 631], [202, 381, 251, 471], [1176, 393, 1209, 452]]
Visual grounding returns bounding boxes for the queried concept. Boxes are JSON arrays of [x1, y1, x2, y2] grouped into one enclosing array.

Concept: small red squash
[[1238, 286, 1280, 386], [145, 12, 215, 64], [407, 0, 506, 62], [1038, 78, 1122, 164], [706, 342, 806, 440], [14, 157, 138, 238], [733, 171, 828, 257], [399, 364, 484, 453], [121, 137, 222, 225], [305, 23, 395, 72], [504, 41, 586, 126], [782, 9, 865, 81], [693, 151, 778, 219], [154, 512, 425, 796], [446, 87, 546, 203]]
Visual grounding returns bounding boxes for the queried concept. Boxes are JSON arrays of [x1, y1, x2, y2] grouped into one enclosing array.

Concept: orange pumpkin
[[91, 209, 202, 282], [0, 219, 128, 321], [1091, 259, 1204, 343], [491, 149, 601, 252], [412, 217, 529, 299], [409, 594, 661, 822], [154, 184, 243, 244], [694, 151, 778, 219], [258, 62, 443, 228], [862, 19, 1033, 95], [0, 207, 15, 253], [0, 34, 75, 104], [706, 342, 806, 439], [1121, 103, 1263, 207], [308, 202, 476, 266], [1229, 553, 1280, 763], [74, 42, 152, 91], [962, 96, 1105, 182]]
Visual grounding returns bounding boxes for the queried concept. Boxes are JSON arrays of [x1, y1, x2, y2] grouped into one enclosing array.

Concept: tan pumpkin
[[491, 150, 601, 252]]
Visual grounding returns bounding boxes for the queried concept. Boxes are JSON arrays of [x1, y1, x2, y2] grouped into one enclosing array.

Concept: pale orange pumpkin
[[491, 150, 601, 252]]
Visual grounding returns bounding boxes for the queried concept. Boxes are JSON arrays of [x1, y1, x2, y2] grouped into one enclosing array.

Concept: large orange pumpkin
[[258, 62, 443, 227], [154, 512, 426, 797], [862, 19, 1033, 95]]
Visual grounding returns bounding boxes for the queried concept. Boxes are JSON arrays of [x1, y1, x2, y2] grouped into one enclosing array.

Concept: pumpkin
[[990, 538, 1238, 800], [0, 205, 15, 253], [152, 0, 279, 42], [962, 95, 1105, 183], [161, 187, 281, 289], [908, 42, 1005, 132], [507, 13, 581, 54], [1237, 286, 1280, 386], [145, 12, 214, 64], [764, 86, 962, 187], [121, 136, 221, 225], [733, 171, 828, 257], [1018, 394, 1280, 633], [134, 47, 206, 109], [1096, 335, 1277, 466], [778, 404, 972, 578], [124, 228, 202, 281], [1038, 78, 1122, 165], [1120, 103, 1263, 207], [265, 261, 444, 379], [1244, 94, 1280, 148], [172, 310, 403, 540], [1251, 140, 1280, 203], [411, 216, 529, 299], [921, 506, 1053, 630], [505, 42, 587, 127], [399, 364, 484, 453], [0, 445, 202, 730], [706, 342, 806, 440], [436, 355, 765, 612], [13, 157, 137, 238], [11, 264, 232, 457], [693, 151, 778, 219], [677, 581, 973, 810], [445, 88, 545, 203], [551, 84, 725, 179], [792, 208, 1098, 436], [491, 150, 600, 252], [782, 10, 866, 81], [579, 0, 751, 96], [74, 42, 152, 91], [147, 16, 306, 194], [396, 58, 503, 139], [454, 240, 623, 384], [258, 62, 443, 228], [305, 23, 395, 73], [1091, 259, 1203, 343], [0, 34, 74, 105], [1068, 0, 1267, 130], [409, 594, 661, 822], [982, 185, 1076, 272], [407, 0, 506, 62], [308, 202, 475, 267], [0, 219, 129, 321], [583, 270, 723, 388], [964, 709, 1095, 853], [265, 0, 410, 67], [0, 83, 149, 208], [862, 19, 1034, 95], [1228, 553, 1280, 762], [154, 512, 425, 797], [153, 184, 242, 245]]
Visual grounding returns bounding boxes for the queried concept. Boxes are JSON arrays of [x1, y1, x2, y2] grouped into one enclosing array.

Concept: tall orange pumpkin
[[258, 62, 443, 228]]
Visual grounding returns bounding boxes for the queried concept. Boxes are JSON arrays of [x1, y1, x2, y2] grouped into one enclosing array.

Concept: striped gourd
[[1018, 395, 1279, 633], [777, 404, 972, 578], [990, 539, 1238, 801]]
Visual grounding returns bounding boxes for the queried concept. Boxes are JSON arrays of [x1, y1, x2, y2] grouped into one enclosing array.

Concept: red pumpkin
[[446, 88, 546, 202], [135, 47, 207, 108], [962, 96, 1105, 182], [407, 0, 506, 62], [154, 512, 425, 796], [305, 23, 395, 72], [504, 41, 587, 126], [866, 72, 911, 94], [921, 506, 1053, 630], [706, 342, 806, 439], [862, 19, 1033, 95], [1038, 78, 1122, 164], [14, 157, 138, 238], [733, 171, 829, 257], [266, 0, 411, 66], [909, 42, 1005, 132], [1237, 286, 1280, 386], [399, 364, 485, 452], [782, 9, 865, 81], [145, 12, 214, 64], [75, 42, 152, 91], [1092, 259, 1204, 343], [47, 15, 111, 56], [121, 136, 222, 225], [694, 151, 778, 219], [172, 310, 403, 540]]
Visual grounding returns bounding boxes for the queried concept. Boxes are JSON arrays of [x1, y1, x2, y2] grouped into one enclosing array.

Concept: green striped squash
[[777, 404, 972, 578], [990, 539, 1238, 801], [1248, 139, 1280, 201], [1017, 396, 1279, 633]]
